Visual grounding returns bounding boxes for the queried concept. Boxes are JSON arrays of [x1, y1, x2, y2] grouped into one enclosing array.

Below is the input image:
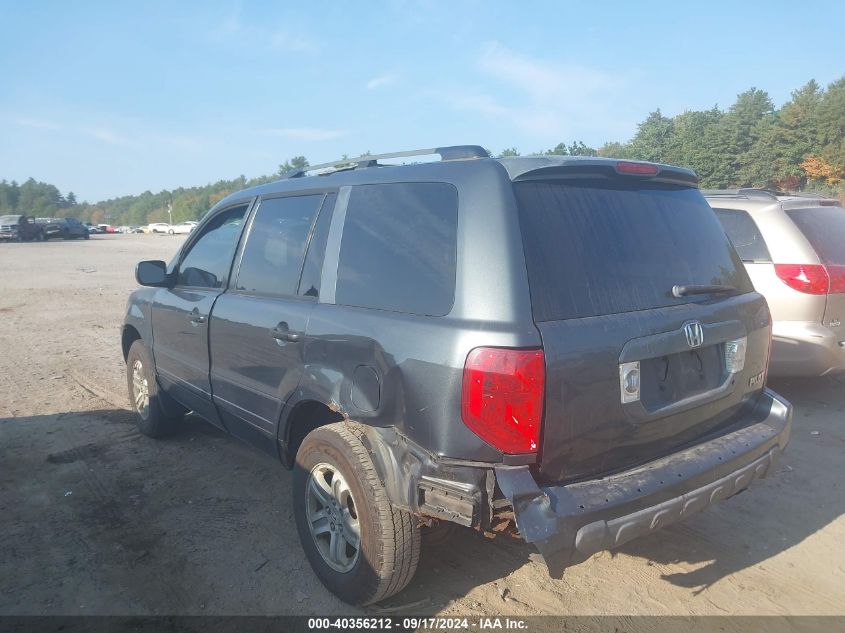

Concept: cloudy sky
[[1, 0, 843, 201]]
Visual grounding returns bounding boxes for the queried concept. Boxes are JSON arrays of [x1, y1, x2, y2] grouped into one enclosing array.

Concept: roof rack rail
[[282, 145, 489, 179], [701, 188, 780, 200], [777, 190, 836, 199]]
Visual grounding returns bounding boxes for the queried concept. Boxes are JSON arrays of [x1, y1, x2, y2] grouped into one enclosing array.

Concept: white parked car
[[168, 221, 198, 235], [147, 223, 171, 234]]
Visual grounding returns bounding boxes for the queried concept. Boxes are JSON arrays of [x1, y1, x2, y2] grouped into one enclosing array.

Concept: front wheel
[[168, 228, 174, 235], [293, 423, 421, 605], [125, 340, 184, 437]]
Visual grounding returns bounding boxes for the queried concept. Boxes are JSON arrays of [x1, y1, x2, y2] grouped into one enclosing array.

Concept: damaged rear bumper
[[495, 388, 792, 576]]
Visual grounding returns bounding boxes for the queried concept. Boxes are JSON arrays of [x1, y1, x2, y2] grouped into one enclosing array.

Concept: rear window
[[335, 183, 458, 316], [713, 208, 771, 262], [786, 207, 845, 265], [514, 180, 753, 322]]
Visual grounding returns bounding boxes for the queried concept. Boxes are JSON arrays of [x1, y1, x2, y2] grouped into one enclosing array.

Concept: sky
[[1, 0, 843, 202]]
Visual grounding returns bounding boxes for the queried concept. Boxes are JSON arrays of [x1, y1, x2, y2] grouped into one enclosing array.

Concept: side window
[[714, 208, 771, 262], [235, 195, 324, 296], [335, 183, 458, 316], [177, 205, 248, 288], [298, 193, 336, 298]]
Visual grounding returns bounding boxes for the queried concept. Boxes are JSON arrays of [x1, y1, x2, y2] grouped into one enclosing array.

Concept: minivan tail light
[[616, 161, 659, 176], [774, 264, 829, 295], [826, 265, 845, 294], [461, 347, 545, 454]]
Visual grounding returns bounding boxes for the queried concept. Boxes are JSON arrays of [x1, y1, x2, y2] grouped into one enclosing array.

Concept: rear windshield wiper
[[672, 284, 736, 298]]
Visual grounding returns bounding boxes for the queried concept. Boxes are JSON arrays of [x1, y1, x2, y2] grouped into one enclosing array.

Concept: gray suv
[[706, 189, 845, 377], [123, 147, 792, 605]]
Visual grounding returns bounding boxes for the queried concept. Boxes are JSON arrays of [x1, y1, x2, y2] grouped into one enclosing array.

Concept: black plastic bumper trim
[[496, 388, 793, 576]]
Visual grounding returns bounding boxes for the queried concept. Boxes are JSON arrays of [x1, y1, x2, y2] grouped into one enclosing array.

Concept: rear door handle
[[270, 322, 302, 343]]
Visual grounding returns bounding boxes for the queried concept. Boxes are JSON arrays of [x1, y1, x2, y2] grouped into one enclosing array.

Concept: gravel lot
[[0, 235, 843, 617]]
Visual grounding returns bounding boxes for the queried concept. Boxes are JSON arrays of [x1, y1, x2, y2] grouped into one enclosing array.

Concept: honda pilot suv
[[123, 147, 792, 605]]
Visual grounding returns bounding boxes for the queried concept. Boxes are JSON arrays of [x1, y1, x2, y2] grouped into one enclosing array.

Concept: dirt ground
[[0, 235, 843, 617]]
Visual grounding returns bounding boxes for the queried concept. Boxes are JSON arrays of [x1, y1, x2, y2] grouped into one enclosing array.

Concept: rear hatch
[[514, 172, 771, 483], [784, 205, 845, 331]]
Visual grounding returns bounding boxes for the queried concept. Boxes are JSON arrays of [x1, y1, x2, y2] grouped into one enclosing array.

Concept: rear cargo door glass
[[786, 207, 845, 265], [514, 180, 752, 322], [713, 208, 771, 262]]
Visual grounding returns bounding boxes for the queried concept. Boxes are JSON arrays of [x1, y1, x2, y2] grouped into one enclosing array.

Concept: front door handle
[[188, 308, 206, 325], [270, 322, 302, 343]]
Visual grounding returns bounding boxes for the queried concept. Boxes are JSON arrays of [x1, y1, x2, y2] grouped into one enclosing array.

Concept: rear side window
[[236, 194, 324, 296], [335, 183, 458, 316], [713, 208, 771, 262], [514, 180, 753, 322], [786, 207, 845, 265]]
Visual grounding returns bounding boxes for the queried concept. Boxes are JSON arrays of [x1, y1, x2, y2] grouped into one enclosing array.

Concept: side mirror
[[135, 260, 172, 287]]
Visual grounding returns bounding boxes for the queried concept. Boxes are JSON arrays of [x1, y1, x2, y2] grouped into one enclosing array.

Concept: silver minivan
[[706, 189, 845, 377]]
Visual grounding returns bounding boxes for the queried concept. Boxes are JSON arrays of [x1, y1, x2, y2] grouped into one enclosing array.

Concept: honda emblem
[[684, 321, 704, 348]]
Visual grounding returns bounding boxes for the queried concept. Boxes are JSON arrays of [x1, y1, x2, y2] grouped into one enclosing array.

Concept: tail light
[[774, 264, 829, 295], [616, 161, 659, 176], [775, 263, 845, 295], [461, 347, 545, 454], [827, 265, 845, 294]]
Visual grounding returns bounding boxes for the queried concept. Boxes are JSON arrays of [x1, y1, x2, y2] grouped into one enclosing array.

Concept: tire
[[168, 228, 174, 235], [293, 422, 421, 605], [126, 340, 184, 438]]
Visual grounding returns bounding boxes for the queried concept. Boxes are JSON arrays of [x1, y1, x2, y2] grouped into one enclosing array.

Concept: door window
[[235, 194, 325, 296], [177, 205, 248, 288]]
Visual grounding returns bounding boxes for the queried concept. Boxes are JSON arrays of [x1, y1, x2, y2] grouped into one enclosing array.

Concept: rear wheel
[[293, 423, 421, 605], [126, 340, 183, 438]]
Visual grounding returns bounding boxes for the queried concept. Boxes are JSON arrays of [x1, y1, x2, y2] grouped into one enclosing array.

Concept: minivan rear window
[[786, 207, 845, 265], [514, 180, 753, 322]]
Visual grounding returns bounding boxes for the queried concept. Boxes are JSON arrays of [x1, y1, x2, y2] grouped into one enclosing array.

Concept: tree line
[[2, 75, 843, 226]]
